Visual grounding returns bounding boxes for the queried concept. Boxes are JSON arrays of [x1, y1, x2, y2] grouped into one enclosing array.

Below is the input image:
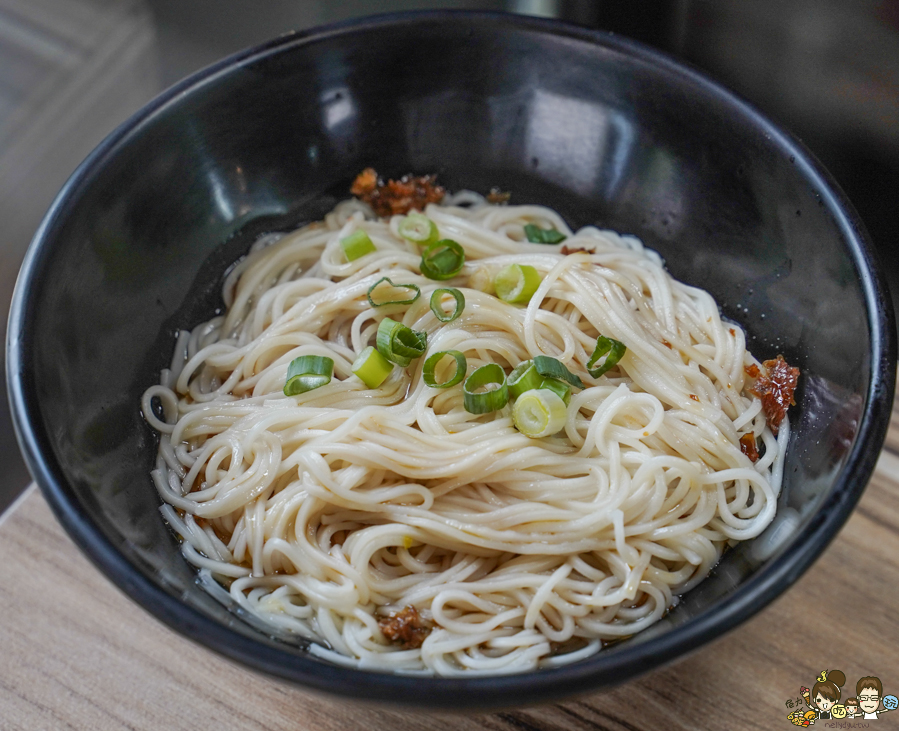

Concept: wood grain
[[1, 388, 897, 730]]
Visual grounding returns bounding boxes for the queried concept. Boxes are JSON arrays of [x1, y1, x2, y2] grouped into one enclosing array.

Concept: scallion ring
[[399, 212, 439, 246], [340, 229, 376, 261], [587, 336, 627, 377], [512, 388, 568, 437], [351, 346, 393, 388], [284, 355, 334, 396], [524, 223, 566, 244], [423, 350, 467, 389], [463, 363, 509, 414], [366, 277, 421, 307], [429, 287, 465, 322], [420, 239, 465, 280], [508, 360, 571, 404], [533, 355, 584, 390], [376, 317, 427, 367], [495, 264, 541, 304], [538, 377, 571, 405], [508, 360, 542, 399]]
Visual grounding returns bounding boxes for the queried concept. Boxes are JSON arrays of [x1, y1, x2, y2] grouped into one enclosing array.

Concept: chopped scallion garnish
[[587, 336, 627, 377], [463, 363, 509, 414], [429, 287, 465, 322], [533, 355, 584, 390], [508, 360, 571, 404], [524, 224, 566, 244], [399, 212, 439, 246], [420, 239, 465, 280], [423, 350, 467, 389], [512, 388, 568, 437], [495, 264, 541, 304], [340, 229, 376, 261], [376, 317, 427, 367], [351, 346, 393, 388], [366, 277, 421, 307], [284, 355, 334, 396], [537, 376, 571, 405], [508, 360, 543, 399]]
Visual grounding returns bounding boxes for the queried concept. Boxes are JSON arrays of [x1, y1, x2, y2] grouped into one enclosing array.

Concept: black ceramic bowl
[[7, 11, 896, 711]]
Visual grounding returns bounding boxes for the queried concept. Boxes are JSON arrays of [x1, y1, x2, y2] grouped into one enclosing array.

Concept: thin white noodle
[[142, 197, 787, 675]]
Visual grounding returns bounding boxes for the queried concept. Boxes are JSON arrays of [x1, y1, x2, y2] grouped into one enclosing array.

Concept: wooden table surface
[[2, 385, 898, 731]]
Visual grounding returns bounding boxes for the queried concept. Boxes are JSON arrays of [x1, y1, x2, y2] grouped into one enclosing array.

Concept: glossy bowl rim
[[6, 9, 897, 710]]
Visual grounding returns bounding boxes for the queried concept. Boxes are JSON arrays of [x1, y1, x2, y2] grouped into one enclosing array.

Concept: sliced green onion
[[367, 277, 421, 307], [508, 360, 571, 404], [587, 336, 627, 378], [512, 389, 568, 437], [524, 224, 566, 244], [508, 360, 542, 399], [463, 363, 509, 414], [284, 355, 334, 396], [429, 288, 465, 322], [376, 317, 427, 367], [340, 229, 376, 261], [423, 350, 467, 388], [533, 355, 584, 390], [495, 264, 541, 304], [351, 346, 393, 388], [399, 212, 439, 246], [537, 376, 571, 405], [421, 239, 465, 280]]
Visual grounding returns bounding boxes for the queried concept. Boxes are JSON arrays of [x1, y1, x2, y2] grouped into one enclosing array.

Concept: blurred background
[[1, 0, 897, 512]]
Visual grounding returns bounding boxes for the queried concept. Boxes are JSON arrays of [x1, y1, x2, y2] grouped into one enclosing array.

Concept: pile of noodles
[[142, 192, 787, 676]]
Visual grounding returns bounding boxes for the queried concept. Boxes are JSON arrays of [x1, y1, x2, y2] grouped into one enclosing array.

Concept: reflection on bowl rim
[[6, 10, 896, 710]]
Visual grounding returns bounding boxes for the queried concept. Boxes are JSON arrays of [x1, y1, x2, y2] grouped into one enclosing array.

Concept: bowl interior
[[9, 12, 894, 709]]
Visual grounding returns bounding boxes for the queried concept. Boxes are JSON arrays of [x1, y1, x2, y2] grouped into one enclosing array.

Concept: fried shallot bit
[[378, 605, 431, 649], [560, 245, 596, 255], [350, 167, 378, 196], [350, 167, 445, 216], [739, 433, 760, 463], [744, 363, 760, 379], [486, 188, 511, 204], [749, 354, 800, 436]]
